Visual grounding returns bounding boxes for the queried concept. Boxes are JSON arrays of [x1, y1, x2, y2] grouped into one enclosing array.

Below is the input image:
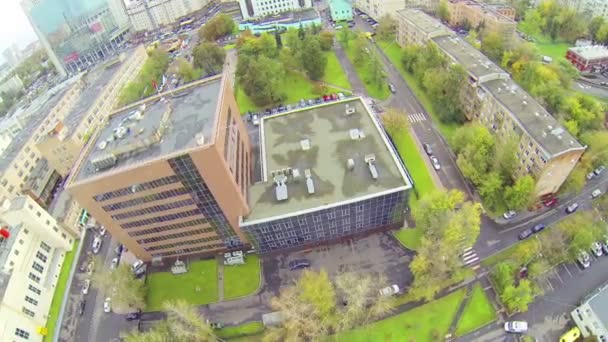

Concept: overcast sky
[[0, 0, 38, 61]]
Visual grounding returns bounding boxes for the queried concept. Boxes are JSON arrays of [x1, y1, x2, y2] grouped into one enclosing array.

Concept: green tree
[[381, 108, 410, 135], [352, 33, 369, 65], [338, 27, 355, 47], [199, 14, 235, 41], [560, 94, 604, 137], [92, 264, 146, 312], [299, 36, 327, 80], [274, 29, 283, 48], [481, 31, 507, 62], [494, 136, 518, 182], [589, 16, 605, 42], [505, 175, 535, 210], [239, 56, 286, 106], [541, 224, 571, 264], [519, 9, 543, 38], [401, 44, 421, 72], [192, 42, 226, 75], [376, 15, 397, 41], [492, 262, 515, 293], [319, 31, 334, 51], [596, 22, 608, 44], [501, 279, 535, 313], [412, 189, 466, 239], [367, 53, 387, 90], [176, 58, 201, 83], [453, 124, 495, 185], [479, 172, 505, 211], [438, 0, 450, 22]]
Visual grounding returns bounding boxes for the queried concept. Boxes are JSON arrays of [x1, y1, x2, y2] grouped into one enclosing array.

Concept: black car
[[315, 97, 323, 104], [126, 310, 142, 321], [265, 108, 272, 115], [78, 300, 86, 316], [114, 244, 124, 255], [423, 143, 433, 155], [532, 223, 545, 233], [288, 259, 311, 270], [518, 229, 533, 240]]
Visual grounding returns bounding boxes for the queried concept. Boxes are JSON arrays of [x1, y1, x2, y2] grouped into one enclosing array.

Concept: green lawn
[[216, 321, 265, 340], [394, 227, 423, 250], [341, 43, 390, 100], [519, 28, 569, 63], [224, 43, 236, 50], [378, 41, 459, 141], [323, 51, 352, 90], [44, 242, 79, 342], [481, 242, 521, 268], [223, 255, 261, 300], [334, 288, 466, 341], [455, 284, 497, 337], [146, 259, 218, 311], [235, 72, 344, 114]]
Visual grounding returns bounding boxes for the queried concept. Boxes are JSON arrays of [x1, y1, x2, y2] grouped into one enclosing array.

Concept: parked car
[[592, 189, 602, 199], [114, 244, 124, 256], [423, 143, 433, 155], [578, 250, 591, 268], [430, 156, 441, 170], [252, 114, 260, 126], [288, 259, 311, 270], [323, 95, 330, 101], [518, 229, 534, 240], [299, 99, 306, 107], [82, 279, 91, 295], [388, 83, 396, 93], [103, 298, 112, 313], [565, 203, 579, 214], [594, 165, 605, 175], [543, 198, 558, 207], [532, 223, 545, 233], [308, 99, 315, 106], [110, 257, 119, 269], [79, 300, 86, 316], [99, 226, 106, 236], [126, 310, 142, 321], [587, 172, 595, 180], [379, 284, 400, 296], [315, 97, 323, 104], [86, 261, 95, 275], [504, 321, 528, 333], [92, 237, 102, 254], [602, 237, 608, 255], [132, 260, 145, 272], [592, 241, 604, 257], [330, 93, 337, 100], [503, 210, 517, 220], [337, 92, 345, 100]]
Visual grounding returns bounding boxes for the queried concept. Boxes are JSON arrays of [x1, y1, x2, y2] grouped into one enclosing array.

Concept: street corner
[[525, 312, 571, 342]]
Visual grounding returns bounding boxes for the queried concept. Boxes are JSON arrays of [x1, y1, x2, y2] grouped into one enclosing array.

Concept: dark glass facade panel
[[111, 199, 196, 220], [121, 209, 202, 229], [243, 191, 407, 253], [158, 243, 225, 257], [128, 218, 209, 237], [94, 175, 180, 202], [137, 227, 216, 244], [144, 235, 222, 252], [102, 188, 190, 211]]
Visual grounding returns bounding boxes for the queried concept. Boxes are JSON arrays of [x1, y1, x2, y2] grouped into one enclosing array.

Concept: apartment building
[[237, 0, 313, 20], [329, 0, 353, 22], [396, 9, 585, 197], [0, 196, 75, 342], [353, 0, 406, 19], [396, 9, 453, 46], [126, 0, 211, 32], [67, 74, 252, 261], [242, 98, 412, 253], [446, 0, 516, 42], [36, 46, 148, 177], [571, 280, 608, 339]]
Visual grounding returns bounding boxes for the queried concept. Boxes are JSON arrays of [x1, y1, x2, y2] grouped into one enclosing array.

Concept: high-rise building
[[238, 0, 313, 20], [20, 0, 131, 76], [125, 0, 211, 32], [0, 196, 75, 342], [352, 0, 406, 20]]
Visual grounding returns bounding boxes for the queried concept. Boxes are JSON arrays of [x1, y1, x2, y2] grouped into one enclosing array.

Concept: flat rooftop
[[74, 77, 222, 182], [572, 280, 608, 338], [241, 7, 319, 24], [569, 45, 608, 61], [397, 9, 451, 37], [433, 35, 508, 80], [245, 98, 410, 223], [482, 78, 583, 157]]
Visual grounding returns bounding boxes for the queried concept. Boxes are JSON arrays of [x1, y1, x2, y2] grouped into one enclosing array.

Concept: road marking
[[463, 246, 473, 253], [553, 268, 564, 284], [471, 264, 481, 270], [463, 257, 479, 265], [408, 113, 426, 123], [463, 254, 478, 262], [545, 278, 555, 291], [562, 264, 573, 278]]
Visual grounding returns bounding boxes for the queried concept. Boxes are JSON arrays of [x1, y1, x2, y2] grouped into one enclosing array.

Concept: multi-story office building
[[242, 98, 412, 253], [571, 280, 608, 339], [396, 9, 585, 198], [36, 46, 148, 177], [125, 0, 211, 32], [329, 0, 353, 22], [237, 0, 313, 20], [446, 0, 516, 42], [352, 0, 406, 19], [67, 74, 252, 261], [0, 196, 75, 342], [20, 0, 131, 76]]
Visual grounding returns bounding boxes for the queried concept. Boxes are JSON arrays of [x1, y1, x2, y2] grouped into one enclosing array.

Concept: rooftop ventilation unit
[[300, 139, 310, 150], [292, 168, 301, 182], [551, 127, 565, 136], [522, 100, 527, 106], [304, 169, 315, 194], [365, 154, 378, 180], [91, 153, 117, 171], [98, 140, 108, 150], [345, 107, 356, 116], [349, 129, 365, 140], [346, 158, 355, 171], [195, 133, 205, 146], [274, 174, 288, 201]]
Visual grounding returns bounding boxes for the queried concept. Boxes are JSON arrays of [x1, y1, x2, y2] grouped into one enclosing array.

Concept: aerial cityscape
[[1, 0, 608, 341]]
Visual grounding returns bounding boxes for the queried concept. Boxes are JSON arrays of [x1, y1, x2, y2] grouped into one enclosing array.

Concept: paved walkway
[[217, 256, 225, 301], [447, 283, 474, 337], [332, 42, 367, 96]]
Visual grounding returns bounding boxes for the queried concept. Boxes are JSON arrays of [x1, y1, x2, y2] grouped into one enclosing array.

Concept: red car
[[323, 95, 330, 101], [543, 198, 558, 207]]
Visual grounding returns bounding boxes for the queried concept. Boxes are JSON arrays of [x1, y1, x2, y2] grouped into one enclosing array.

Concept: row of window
[[15, 328, 29, 339], [138, 226, 215, 244], [102, 187, 190, 212], [93, 175, 180, 202], [145, 235, 221, 252], [122, 209, 202, 229], [111, 198, 196, 220], [157, 243, 225, 257]]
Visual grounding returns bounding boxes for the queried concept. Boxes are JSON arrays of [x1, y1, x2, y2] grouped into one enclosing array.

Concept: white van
[[92, 237, 102, 254]]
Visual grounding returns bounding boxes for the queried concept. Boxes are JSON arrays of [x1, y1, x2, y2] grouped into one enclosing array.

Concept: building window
[[15, 328, 29, 339], [22, 307, 35, 317], [36, 252, 47, 263], [28, 285, 41, 295], [32, 262, 44, 273], [14, 250, 19, 256], [28, 273, 40, 283], [24, 296, 38, 306], [40, 242, 51, 253], [23, 228, 28, 234], [313, 215, 321, 223]]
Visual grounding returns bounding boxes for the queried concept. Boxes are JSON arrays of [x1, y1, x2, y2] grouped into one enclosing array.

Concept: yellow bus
[[559, 327, 581, 342]]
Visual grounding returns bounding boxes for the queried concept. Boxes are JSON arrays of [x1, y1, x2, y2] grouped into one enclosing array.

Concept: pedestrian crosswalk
[[462, 247, 480, 270], [408, 112, 427, 123]]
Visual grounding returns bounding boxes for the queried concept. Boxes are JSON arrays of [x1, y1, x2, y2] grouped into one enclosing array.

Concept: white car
[[578, 250, 591, 269], [592, 189, 602, 199], [504, 321, 528, 333], [132, 260, 145, 272], [110, 257, 119, 269], [82, 279, 91, 295], [503, 210, 517, 220], [252, 114, 260, 126], [378, 284, 400, 296], [86, 261, 95, 275], [99, 226, 106, 236], [92, 237, 102, 254], [591, 242, 604, 257], [103, 297, 112, 313], [430, 156, 441, 170]]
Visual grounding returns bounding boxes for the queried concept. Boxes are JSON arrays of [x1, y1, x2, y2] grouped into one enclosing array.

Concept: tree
[[411, 189, 466, 239], [376, 15, 397, 41], [381, 108, 410, 135], [593, 194, 608, 220], [481, 31, 506, 62], [92, 264, 146, 312], [298, 23, 306, 40], [479, 172, 505, 211], [319, 31, 334, 51], [494, 136, 518, 182], [500, 279, 535, 313], [239, 56, 286, 106], [438, 0, 450, 22], [589, 16, 605, 42], [519, 9, 543, 38], [199, 14, 235, 41], [401, 44, 421, 73], [299, 36, 327, 80], [367, 53, 387, 90], [192, 42, 226, 75], [453, 124, 495, 185], [338, 27, 355, 47], [421, 63, 466, 123], [492, 262, 515, 293], [505, 175, 535, 210], [352, 33, 369, 66], [596, 22, 608, 45], [274, 29, 283, 48], [176, 58, 201, 83]]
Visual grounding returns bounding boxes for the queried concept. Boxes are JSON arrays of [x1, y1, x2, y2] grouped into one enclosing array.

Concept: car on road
[[423, 143, 433, 155], [594, 165, 605, 176], [99, 226, 106, 236], [565, 203, 579, 214], [252, 114, 260, 126], [86, 261, 95, 275], [110, 257, 119, 269], [126, 310, 142, 321], [92, 237, 102, 254], [532, 223, 545, 233], [288, 259, 311, 270], [578, 250, 591, 269], [388, 83, 396, 93], [323, 95, 330, 101], [299, 98, 306, 107], [103, 297, 112, 313], [430, 156, 441, 170], [591, 241, 604, 257], [503, 210, 517, 220], [379, 284, 400, 296], [504, 321, 528, 333], [560, 326, 581, 342], [82, 279, 91, 295], [592, 189, 602, 199], [587, 172, 595, 180], [79, 300, 86, 316], [518, 228, 534, 240], [543, 198, 558, 207]]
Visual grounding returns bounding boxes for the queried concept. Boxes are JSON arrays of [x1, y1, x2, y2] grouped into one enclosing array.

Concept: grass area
[[341, 43, 390, 100], [323, 51, 352, 90], [481, 242, 521, 268], [520, 28, 569, 63], [224, 43, 236, 50], [43, 242, 79, 342], [235, 72, 344, 114], [216, 321, 265, 340], [334, 288, 466, 341], [455, 284, 497, 336], [394, 227, 423, 250], [378, 41, 460, 141], [146, 259, 218, 311], [223, 255, 261, 300]]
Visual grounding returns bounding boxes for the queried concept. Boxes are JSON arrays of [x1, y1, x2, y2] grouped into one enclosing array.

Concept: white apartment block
[[238, 0, 313, 20], [0, 196, 74, 342], [353, 0, 407, 19], [126, 0, 210, 31]]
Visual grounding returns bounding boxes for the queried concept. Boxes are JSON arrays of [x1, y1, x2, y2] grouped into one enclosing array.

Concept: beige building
[[352, 0, 405, 19], [0, 196, 74, 342], [36, 46, 148, 177], [446, 0, 516, 42], [126, 0, 211, 31], [396, 9, 585, 198], [67, 74, 252, 261], [396, 9, 453, 47]]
